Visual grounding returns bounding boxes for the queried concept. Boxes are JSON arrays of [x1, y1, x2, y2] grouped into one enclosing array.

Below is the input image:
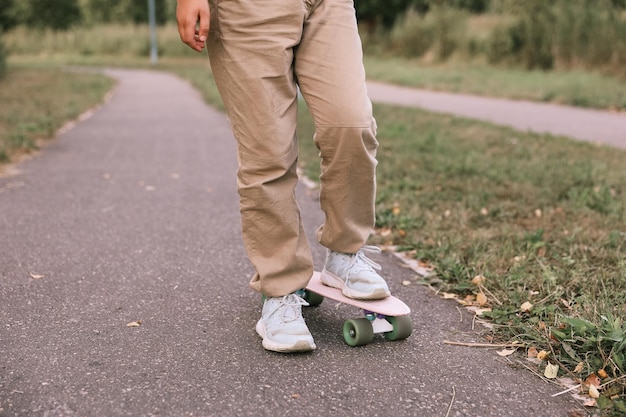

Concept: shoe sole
[[255, 320, 316, 353], [320, 269, 391, 300]]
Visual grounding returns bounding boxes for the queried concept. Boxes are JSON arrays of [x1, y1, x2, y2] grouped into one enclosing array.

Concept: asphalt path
[[367, 81, 626, 149], [0, 69, 591, 417]]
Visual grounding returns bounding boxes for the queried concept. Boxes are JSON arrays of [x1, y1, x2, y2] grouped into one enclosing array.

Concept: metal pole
[[148, 0, 158, 64]]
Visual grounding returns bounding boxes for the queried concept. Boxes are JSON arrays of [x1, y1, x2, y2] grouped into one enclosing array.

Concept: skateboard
[[302, 271, 413, 347]]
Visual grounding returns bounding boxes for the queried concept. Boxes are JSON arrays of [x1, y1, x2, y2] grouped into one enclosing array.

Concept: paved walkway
[[0, 69, 590, 417], [367, 81, 626, 149]]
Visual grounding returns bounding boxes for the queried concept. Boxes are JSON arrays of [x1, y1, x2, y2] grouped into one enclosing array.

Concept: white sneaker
[[321, 245, 391, 300], [255, 293, 316, 353]]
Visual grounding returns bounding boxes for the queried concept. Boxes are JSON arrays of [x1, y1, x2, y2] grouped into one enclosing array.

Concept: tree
[[80, 0, 172, 26], [444, 0, 490, 13], [25, 0, 82, 31], [0, 0, 17, 79], [354, 0, 490, 32], [129, 0, 170, 25], [0, 0, 19, 32], [355, 0, 424, 30]]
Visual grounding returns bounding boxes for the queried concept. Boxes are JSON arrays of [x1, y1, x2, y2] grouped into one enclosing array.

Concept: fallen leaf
[[417, 260, 433, 269], [480, 207, 488, 216], [520, 301, 533, 312], [537, 350, 549, 360], [476, 292, 488, 306], [402, 280, 411, 286], [597, 369, 608, 379], [497, 348, 516, 357], [126, 320, 142, 327], [588, 384, 600, 398], [29, 272, 45, 279], [471, 275, 485, 285], [544, 363, 559, 379], [574, 362, 585, 373], [441, 292, 458, 299], [584, 373, 601, 388], [527, 346, 539, 358]]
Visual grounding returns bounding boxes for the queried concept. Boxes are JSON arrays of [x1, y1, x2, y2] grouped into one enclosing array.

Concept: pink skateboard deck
[[304, 271, 413, 346]]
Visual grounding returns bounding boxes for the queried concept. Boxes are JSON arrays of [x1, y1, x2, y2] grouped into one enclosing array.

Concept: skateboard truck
[[365, 311, 395, 333]]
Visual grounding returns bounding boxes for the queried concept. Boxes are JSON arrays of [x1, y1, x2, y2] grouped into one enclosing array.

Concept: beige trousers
[[207, 0, 378, 296]]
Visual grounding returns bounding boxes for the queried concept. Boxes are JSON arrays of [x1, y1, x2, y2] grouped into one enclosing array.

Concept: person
[[176, 0, 391, 353]]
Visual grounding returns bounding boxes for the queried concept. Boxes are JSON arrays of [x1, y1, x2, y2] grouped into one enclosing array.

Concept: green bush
[[389, 9, 434, 58], [486, 0, 626, 75], [389, 6, 468, 61], [485, 24, 514, 65], [553, 0, 623, 71], [431, 7, 467, 60], [4, 24, 196, 58], [486, 0, 554, 70], [380, 0, 626, 77]]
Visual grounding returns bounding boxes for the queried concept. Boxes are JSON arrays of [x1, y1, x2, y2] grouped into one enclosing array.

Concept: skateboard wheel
[[303, 290, 324, 307], [384, 315, 413, 341], [343, 318, 374, 347]]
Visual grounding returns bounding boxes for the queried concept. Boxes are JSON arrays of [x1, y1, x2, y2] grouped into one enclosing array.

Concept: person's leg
[[207, 0, 313, 298], [295, 0, 390, 300], [296, 0, 377, 253], [207, 0, 315, 352]]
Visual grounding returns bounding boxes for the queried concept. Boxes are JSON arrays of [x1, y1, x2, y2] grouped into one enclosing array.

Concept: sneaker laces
[[347, 245, 382, 277], [268, 293, 309, 323]]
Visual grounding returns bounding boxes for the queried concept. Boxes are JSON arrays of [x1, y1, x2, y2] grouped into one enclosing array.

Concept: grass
[[363, 56, 626, 110], [3, 24, 197, 59], [2, 30, 626, 412], [0, 63, 113, 166]]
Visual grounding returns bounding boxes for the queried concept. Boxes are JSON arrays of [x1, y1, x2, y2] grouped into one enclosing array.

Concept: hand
[[176, 0, 210, 52]]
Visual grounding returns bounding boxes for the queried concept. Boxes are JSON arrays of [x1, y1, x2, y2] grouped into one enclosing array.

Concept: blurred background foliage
[[1, 0, 626, 79]]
